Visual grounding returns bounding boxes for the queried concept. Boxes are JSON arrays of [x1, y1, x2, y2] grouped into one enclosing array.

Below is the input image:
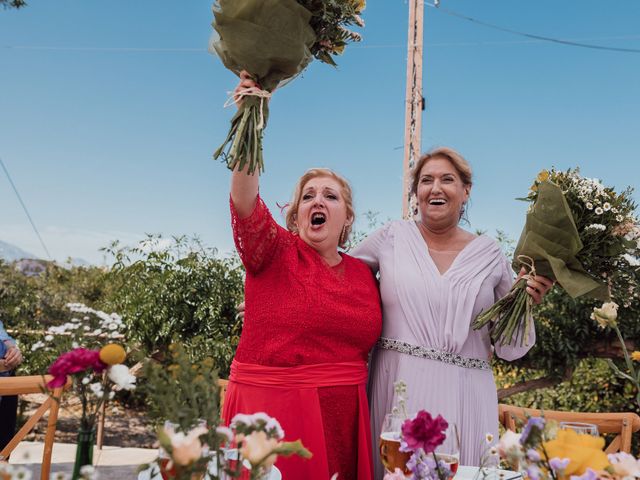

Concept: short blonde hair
[[285, 168, 355, 248], [410, 146, 473, 196]]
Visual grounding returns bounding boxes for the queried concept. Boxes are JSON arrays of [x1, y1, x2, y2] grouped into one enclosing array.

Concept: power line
[[2, 35, 639, 52], [0, 156, 52, 260], [426, 2, 640, 54]]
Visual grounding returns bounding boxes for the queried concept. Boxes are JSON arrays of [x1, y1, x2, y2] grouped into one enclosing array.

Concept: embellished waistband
[[377, 337, 491, 371]]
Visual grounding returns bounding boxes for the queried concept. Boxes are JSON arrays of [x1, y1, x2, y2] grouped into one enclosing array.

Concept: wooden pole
[[402, 0, 424, 218]]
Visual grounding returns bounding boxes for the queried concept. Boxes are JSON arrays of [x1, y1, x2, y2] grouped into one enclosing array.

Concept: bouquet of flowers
[[45, 342, 136, 479], [497, 416, 640, 480], [473, 168, 639, 346], [210, 0, 365, 174]]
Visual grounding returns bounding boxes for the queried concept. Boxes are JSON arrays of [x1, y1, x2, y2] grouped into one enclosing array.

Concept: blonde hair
[[410, 146, 473, 196], [285, 168, 355, 248]]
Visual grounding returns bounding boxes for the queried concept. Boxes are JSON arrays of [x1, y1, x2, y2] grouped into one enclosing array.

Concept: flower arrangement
[[497, 415, 640, 480], [147, 412, 310, 480], [45, 342, 135, 479], [138, 344, 310, 479], [210, 0, 365, 174], [473, 168, 639, 346], [382, 382, 498, 480]]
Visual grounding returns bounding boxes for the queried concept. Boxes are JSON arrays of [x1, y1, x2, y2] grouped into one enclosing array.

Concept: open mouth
[[311, 212, 326, 226], [428, 198, 447, 206]]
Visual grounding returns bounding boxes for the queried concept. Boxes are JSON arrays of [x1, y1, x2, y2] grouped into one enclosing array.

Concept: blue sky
[[1, 0, 639, 264]]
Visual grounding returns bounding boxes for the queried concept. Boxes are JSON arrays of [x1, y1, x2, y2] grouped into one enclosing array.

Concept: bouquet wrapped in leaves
[[210, 0, 365, 174], [473, 168, 638, 346]]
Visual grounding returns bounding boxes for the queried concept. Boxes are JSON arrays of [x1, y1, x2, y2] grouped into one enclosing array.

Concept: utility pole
[[402, 0, 425, 218]]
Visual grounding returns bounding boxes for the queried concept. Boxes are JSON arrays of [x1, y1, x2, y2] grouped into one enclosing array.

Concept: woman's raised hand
[[233, 71, 260, 108]]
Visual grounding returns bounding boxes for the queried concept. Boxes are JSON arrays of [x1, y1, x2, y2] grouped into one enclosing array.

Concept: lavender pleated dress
[[351, 220, 534, 476]]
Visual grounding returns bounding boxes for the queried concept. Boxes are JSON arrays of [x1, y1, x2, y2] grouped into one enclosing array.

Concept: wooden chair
[[0, 375, 71, 480], [498, 403, 640, 453]]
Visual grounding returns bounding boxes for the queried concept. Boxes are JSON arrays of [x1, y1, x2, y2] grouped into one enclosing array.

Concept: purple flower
[[570, 468, 599, 480], [408, 451, 430, 479], [408, 451, 452, 480], [520, 417, 545, 447], [526, 449, 541, 462], [401, 410, 448, 454], [549, 457, 571, 473], [526, 465, 541, 480]]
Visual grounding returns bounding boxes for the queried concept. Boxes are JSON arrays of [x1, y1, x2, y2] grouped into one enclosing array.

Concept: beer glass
[[380, 413, 411, 475]]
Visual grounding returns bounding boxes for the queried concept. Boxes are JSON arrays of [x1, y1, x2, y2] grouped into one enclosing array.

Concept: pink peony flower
[[401, 410, 448, 454], [47, 348, 107, 388]]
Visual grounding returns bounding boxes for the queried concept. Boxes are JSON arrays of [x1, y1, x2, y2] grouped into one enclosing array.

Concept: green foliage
[[496, 358, 636, 413], [103, 235, 244, 376], [141, 343, 220, 433], [0, 0, 27, 9], [0, 260, 113, 375], [497, 263, 640, 379]]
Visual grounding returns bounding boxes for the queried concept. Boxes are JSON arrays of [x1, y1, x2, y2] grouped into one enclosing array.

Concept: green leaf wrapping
[[511, 181, 609, 300], [211, 0, 316, 173]]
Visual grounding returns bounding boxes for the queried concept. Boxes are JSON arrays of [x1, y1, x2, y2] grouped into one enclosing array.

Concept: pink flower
[[401, 410, 448, 454], [47, 348, 107, 388]]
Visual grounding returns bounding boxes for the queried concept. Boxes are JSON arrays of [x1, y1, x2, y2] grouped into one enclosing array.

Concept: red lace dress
[[222, 195, 382, 480]]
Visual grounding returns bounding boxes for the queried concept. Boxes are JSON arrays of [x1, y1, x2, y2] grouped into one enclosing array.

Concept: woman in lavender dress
[[352, 147, 553, 473]]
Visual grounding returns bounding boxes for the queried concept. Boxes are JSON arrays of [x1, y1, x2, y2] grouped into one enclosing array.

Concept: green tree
[[103, 235, 245, 375]]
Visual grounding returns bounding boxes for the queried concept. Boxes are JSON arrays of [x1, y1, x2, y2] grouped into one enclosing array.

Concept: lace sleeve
[[230, 195, 286, 275]]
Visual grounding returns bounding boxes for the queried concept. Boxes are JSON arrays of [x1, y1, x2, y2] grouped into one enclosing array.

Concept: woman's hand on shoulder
[[517, 267, 554, 305]]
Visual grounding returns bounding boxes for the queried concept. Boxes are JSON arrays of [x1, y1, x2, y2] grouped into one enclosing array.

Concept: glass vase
[[71, 427, 96, 480]]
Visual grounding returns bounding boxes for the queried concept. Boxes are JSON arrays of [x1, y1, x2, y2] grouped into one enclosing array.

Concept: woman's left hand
[[3, 344, 23, 370], [517, 267, 554, 305]]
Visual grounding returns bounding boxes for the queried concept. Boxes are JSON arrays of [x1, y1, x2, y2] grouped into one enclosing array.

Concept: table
[[138, 462, 282, 480], [455, 465, 522, 480]]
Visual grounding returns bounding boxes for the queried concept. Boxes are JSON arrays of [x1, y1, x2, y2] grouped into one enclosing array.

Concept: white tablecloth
[[455, 465, 522, 480]]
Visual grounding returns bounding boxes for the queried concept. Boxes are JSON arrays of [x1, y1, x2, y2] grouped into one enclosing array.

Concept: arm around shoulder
[[350, 221, 395, 274]]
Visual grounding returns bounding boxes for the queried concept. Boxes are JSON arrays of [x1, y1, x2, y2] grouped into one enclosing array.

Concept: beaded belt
[[377, 337, 491, 371]]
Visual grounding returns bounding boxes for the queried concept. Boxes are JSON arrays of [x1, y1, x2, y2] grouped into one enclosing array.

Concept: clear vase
[[71, 427, 95, 480]]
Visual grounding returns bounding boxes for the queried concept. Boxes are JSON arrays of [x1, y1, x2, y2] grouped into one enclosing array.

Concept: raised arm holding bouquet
[[210, 0, 365, 174], [473, 168, 638, 347]]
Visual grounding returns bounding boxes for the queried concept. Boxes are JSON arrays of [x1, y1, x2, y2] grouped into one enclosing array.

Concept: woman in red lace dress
[[222, 74, 382, 480]]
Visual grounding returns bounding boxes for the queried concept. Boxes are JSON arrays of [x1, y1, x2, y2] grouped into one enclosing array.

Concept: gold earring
[[339, 225, 347, 245]]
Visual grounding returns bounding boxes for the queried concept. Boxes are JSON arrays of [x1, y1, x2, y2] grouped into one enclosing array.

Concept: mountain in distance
[[0, 239, 37, 262], [0, 239, 91, 266]]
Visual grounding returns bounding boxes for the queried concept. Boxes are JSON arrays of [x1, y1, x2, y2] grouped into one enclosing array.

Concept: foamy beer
[[379, 431, 412, 475], [380, 413, 411, 475]]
